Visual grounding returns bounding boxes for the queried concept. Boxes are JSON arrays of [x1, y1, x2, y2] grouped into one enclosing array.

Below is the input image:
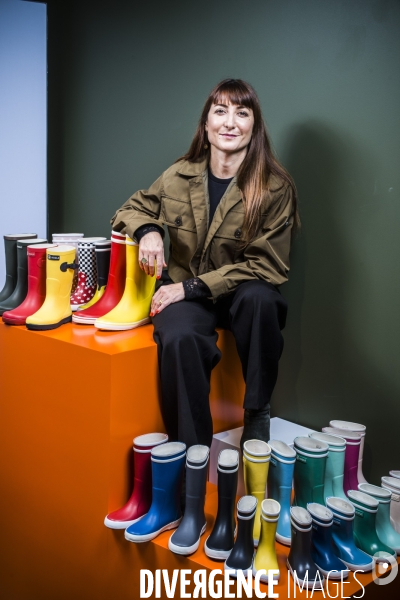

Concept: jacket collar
[[176, 158, 208, 177]]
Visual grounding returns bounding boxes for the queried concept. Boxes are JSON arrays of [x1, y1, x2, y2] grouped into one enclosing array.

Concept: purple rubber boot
[[322, 427, 362, 495]]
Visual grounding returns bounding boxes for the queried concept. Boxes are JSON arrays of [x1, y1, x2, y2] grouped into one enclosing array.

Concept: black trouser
[[152, 280, 288, 449]]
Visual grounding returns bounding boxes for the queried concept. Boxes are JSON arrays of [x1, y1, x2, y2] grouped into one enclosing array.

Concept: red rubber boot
[[2, 243, 57, 326], [104, 433, 168, 529], [73, 231, 126, 325]]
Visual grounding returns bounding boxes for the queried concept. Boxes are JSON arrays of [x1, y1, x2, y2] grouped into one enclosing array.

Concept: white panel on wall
[[0, 0, 47, 285]]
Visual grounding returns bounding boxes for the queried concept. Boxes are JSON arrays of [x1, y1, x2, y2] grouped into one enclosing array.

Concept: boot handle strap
[[60, 261, 78, 272]]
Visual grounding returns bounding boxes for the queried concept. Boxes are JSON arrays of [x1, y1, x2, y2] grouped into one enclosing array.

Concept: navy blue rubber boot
[[125, 442, 186, 542], [326, 497, 374, 572], [307, 503, 349, 579]]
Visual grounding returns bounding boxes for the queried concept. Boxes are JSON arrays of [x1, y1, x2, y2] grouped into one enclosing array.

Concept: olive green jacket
[[110, 158, 294, 299]]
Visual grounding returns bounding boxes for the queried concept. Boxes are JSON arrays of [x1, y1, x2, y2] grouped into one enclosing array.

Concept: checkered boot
[[70, 237, 106, 311]]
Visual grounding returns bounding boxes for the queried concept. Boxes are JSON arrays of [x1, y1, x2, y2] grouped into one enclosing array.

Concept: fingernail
[[157, 276, 160, 280], [150, 312, 154, 317]]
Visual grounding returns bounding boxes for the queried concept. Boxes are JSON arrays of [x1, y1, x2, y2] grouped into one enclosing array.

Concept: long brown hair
[[178, 79, 299, 242]]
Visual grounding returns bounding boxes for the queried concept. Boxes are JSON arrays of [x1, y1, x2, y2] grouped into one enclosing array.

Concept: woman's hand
[[138, 231, 166, 278], [150, 283, 184, 316]]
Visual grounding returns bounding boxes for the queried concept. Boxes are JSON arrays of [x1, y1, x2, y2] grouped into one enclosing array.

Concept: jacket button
[[175, 216, 182, 226], [234, 228, 241, 239]]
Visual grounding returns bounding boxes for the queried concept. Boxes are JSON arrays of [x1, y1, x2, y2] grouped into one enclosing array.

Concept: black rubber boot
[[204, 449, 239, 560], [240, 404, 270, 453], [224, 495, 257, 577], [0, 233, 37, 303], [168, 445, 209, 555], [0, 238, 45, 315], [94, 239, 111, 290], [287, 507, 324, 590]]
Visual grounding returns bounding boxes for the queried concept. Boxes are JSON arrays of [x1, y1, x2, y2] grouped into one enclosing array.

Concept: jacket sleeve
[[110, 174, 165, 240], [198, 185, 294, 299]]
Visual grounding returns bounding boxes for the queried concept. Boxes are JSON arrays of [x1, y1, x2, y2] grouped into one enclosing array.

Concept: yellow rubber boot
[[243, 439, 271, 546], [94, 236, 156, 331], [26, 245, 77, 330], [253, 499, 281, 582]]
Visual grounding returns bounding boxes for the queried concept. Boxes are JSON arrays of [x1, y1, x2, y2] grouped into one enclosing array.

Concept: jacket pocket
[[161, 196, 196, 232]]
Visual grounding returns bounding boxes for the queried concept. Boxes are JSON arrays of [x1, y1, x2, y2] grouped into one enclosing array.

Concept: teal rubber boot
[[359, 483, 400, 555], [347, 490, 396, 561], [0, 233, 37, 303], [0, 238, 46, 315], [310, 432, 347, 501], [293, 437, 328, 508]]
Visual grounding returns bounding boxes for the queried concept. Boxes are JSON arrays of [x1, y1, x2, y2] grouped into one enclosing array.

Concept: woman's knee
[[231, 280, 288, 328]]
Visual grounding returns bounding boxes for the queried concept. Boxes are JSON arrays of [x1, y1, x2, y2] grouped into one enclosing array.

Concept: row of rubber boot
[[0, 230, 156, 330], [73, 230, 156, 330], [103, 430, 399, 587]]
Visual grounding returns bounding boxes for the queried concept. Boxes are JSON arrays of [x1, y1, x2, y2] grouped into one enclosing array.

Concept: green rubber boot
[[358, 483, 400, 555], [347, 490, 396, 561], [293, 437, 328, 509], [0, 238, 46, 315], [309, 432, 347, 501], [0, 233, 37, 303]]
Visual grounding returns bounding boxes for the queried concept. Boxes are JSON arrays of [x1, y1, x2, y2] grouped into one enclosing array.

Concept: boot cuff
[[381, 476, 400, 492], [347, 490, 378, 512], [134, 432, 168, 450], [237, 495, 257, 519], [290, 506, 312, 530], [294, 436, 329, 457], [309, 432, 346, 451], [187, 444, 209, 467], [218, 449, 239, 472], [358, 483, 391, 503], [329, 420, 366, 435], [307, 503, 333, 525], [269, 439, 296, 462], [261, 498, 280, 521], [322, 427, 362, 445], [152, 441, 186, 462], [326, 497, 355, 518]]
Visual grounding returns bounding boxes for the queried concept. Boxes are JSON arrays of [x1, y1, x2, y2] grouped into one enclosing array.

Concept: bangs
[[211, 80, 255, 109]]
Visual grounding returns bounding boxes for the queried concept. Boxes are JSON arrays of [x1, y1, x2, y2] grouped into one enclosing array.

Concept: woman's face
[[205, 102, 254, 155]]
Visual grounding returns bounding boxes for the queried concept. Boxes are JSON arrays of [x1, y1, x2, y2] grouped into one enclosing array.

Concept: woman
[[111, 79, 299, 451]]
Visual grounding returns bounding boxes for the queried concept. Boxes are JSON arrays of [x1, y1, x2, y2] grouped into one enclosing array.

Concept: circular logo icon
[[372, 552, 398, 585]]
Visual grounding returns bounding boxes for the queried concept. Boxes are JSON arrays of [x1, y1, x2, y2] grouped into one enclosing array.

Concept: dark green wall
[[48, 0, 400, 483]]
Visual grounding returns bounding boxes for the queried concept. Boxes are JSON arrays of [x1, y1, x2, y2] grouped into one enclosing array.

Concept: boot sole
[[252, 566, 280, 582], [340, 558, 374, 572], [204, 526, 237, 560], [276, 532, 291, 546], [168, 523, 207, 555], [286, 560, 325, 589], [26, 316, 72, 331], [124, 517, 182, 543], [72, 314, 96, 325], [95, 317, 150, 331], [104, 513, 148, 530], [314, 562, 349, 579]]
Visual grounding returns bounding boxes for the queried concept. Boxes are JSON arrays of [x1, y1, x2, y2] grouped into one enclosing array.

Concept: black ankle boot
[[224, 495, 258, 577], [240, 404, 270, 453], [205, 449, 238, 559]]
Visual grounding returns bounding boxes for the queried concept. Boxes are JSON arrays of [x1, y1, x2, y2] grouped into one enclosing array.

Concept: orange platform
[[0, 321, 398, 599]]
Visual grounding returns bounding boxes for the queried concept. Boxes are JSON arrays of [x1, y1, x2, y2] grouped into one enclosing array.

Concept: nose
[[224, 111, 235, 129]]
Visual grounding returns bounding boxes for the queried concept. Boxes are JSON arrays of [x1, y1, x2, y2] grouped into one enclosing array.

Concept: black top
[[208, 167, 233, 225]]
